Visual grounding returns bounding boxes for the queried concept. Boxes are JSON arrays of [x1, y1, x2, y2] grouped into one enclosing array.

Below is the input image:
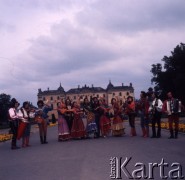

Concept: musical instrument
[[35, 116, 45, 124], [166, 99, 181, 115]]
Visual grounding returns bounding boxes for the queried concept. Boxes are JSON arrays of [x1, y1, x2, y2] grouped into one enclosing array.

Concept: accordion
[[167, 99, 181, 115]]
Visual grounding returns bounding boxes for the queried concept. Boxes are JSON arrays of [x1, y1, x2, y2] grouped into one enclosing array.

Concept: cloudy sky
[[0, 0, 185, 105]]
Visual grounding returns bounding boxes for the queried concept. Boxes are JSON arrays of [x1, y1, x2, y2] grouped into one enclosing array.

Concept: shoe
[[22, 144, 27, 148], [11, 146, 20, 150], [151, 136, 156, 138]]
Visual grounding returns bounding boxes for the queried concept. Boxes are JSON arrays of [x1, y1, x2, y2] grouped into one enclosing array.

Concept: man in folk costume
[[137, 91, 150, 138], [163, 92, 182, 139], [35, 100, 52, 144], [148, 92, 163, 138], [8, 98, 21, 150], [125, 96, 137, 137], [19, 102, 33, 147]]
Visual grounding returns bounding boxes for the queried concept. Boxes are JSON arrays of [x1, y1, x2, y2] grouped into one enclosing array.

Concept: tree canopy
[[0, 93, 11, 124], [151, 43, 185, 104]]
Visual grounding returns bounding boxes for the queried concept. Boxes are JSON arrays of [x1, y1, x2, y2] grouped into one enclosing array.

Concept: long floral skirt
[[86, 112, 97, 138], [111, 115, 124, 136], [100, 115, 111, 136], [71, 115, 86, 139], [58, 116, 71, 141]]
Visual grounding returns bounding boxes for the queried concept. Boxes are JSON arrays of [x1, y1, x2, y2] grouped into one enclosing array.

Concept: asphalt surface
[[0, 122, 185, 180]]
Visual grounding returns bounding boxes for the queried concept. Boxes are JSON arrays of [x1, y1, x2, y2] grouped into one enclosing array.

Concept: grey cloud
[[76, 0, 185, 34], [18, 20, 121, 78], [1, 0, 185, 105]]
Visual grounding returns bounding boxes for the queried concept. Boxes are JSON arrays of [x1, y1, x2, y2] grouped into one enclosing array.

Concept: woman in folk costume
[[99, 98, 111, 138], [18, 102, 33, 147], [162, 92, 182, 139], [111, 98, 125, 136], [64, 98, 73, 133], [125, 96, 137, 137], [137, 91, 150, 138], [8, 98, 21, 150], [71, 101, 86, 139], [35, 100, 52, 144], [83, 97, 98, 138], [91, 97, 101, 138], [57, 102, 71, 141]]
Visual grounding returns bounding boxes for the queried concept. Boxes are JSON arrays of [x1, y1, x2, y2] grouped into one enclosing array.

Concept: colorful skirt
[[111, 115, 124, 136], [86, 112, 97, 137], [100, 115, 111, 136], [71, 115, 86, 139], [58, 116, 71, 141]]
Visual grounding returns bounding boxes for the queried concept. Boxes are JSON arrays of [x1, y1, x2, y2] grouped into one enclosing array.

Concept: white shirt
[[9, 108, 19, 120], [18, 108, 30, 123], [149, 98, 163, 112]]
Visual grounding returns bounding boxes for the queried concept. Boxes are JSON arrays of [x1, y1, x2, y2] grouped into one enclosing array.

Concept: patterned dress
[[58, 108, 71, 141]]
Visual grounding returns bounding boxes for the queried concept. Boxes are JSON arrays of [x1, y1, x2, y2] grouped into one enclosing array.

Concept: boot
[[175, 130, 178, 139], [145, 127, 149, 138], [26, 137, 31, 147], [22, 138, 26, 148], [11, 142, 20, 150], [133, 128, 137, 136], [168, 130, 174, 139], [130, 128, 134, 137], [157, 129, 161, 138], [142, 128, 146, 137], [40, 136, 44, 144], [44, 135, 48, 144]]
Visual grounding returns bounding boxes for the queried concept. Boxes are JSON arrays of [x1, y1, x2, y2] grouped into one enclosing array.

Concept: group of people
[[57, 96, 125, 141], [8, 90, 183, 150], [126, 90, 183, 139], [8, 99, 52, 149]]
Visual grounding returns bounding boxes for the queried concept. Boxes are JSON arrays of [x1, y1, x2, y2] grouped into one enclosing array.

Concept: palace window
[[51, 96, 53, 101], [74, 96, 76, 100], [57, 96, 60, 100], [43, 97, 46, 101], [119, 92, 122, 96]]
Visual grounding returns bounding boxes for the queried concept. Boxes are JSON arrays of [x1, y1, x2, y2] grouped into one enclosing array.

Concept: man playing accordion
[[163, 92, 182, 139]]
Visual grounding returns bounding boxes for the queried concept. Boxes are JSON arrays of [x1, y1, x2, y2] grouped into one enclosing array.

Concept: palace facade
[[37, 81, 134, 119]]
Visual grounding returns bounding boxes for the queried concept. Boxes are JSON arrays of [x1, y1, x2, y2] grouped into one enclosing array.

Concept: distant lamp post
[[180, 43, 185, 51]]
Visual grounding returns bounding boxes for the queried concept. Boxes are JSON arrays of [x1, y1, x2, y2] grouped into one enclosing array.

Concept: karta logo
[[110, 157, 184, 179]]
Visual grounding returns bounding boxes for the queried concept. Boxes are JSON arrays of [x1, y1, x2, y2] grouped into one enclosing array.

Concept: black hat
[[10, 98, 19, 107]]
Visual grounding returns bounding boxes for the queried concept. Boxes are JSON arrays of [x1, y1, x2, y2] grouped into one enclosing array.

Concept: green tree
[[151, 43, 185, 104], [0, 93, 11, 125]]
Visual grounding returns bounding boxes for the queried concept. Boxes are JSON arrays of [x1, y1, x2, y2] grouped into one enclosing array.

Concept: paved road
[[0, 122, 185, 180]]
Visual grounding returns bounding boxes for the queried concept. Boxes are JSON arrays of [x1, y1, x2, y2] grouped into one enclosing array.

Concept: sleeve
[[8, 108, 17, 120], [45, 106, 53, 113], [17, 109, 24, 119]]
